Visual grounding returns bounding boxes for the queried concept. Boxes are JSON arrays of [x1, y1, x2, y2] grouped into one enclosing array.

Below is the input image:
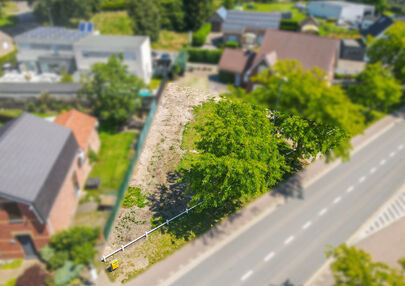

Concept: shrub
[[60, 71, 73, 83], [122, 187, 147, 208], [186, 48, 223, 64], [54, 261, 83, 286], [280, 20, 299, 31], [88, 150, 98, 164], [219, 70, 235, 84], [225, 41, 239, 48], [101, 0, 126, 10], [192, 23, 211, 47], [170, 63, 182, 80], [16, 264, 50, 286]]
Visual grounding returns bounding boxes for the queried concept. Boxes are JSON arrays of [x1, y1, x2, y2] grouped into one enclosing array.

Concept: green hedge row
[[101, 0, 126, 11], [280, 20, 299, 31], [186, 48, 223, 64], [192, 23, 211, 47], [225, 41, 239, 48]]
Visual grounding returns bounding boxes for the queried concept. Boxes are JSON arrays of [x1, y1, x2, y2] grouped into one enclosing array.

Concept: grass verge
[[0, 258, 23, 270], [243, 2, 306, 22], [91, 11, 132, 35]]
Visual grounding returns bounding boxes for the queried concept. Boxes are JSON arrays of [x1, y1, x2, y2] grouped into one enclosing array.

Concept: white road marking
[[284, 235, 295, 245], [264, 251, 275, 262], [319, 208, 327, 216], [347, 186, 354, 193], [370, 167, 377, 174], [399, 144, 404, 150], [380, 159, 386, 165], [359, 176, 366, 183], [302, 221, 312, 229], [241, 270, 253, 281], [333, 196, 342, 204], [390, 151, 396, 157]]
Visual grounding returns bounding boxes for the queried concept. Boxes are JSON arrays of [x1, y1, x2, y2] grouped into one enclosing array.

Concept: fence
[[103, 77, 168, 239], [101, 201, 203, 262]]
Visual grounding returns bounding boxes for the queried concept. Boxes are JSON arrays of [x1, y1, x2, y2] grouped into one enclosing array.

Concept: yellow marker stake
[[111, 259, 119, 271]]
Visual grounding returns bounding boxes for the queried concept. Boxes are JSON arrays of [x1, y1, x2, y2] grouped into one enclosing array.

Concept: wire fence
[[101, 201, 203, 262]]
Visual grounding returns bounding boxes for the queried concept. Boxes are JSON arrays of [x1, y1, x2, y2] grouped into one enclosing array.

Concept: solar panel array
[[222, 10, 281, 32], [17, 27, 89, 43], [79, 22, 94, 33]]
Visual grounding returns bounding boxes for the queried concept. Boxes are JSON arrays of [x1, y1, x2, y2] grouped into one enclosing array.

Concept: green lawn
[[318, 20, 361, 38], [0, 1, 18, 28], [243, 2, 307, 22], [85, 131, 135, 199], [0, 109, 57, 125], [151, 30, 189, 51], [91, 11, 133, 35]]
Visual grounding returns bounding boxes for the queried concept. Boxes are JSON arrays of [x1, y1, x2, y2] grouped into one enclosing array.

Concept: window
[[3, 203, 23, 223], [56, 44, 73, 51], [82, 51, 113, 58], [30, 43, 52, 50], [123, 52, 136, 61]]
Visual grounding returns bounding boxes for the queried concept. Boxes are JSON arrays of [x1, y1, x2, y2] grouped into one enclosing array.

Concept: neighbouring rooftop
[[222, 10, 281, 32], [14, 26, 89, 45]]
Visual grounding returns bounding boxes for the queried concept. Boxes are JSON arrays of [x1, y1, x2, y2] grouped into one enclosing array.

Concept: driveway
[[1, 1, 39, 36]]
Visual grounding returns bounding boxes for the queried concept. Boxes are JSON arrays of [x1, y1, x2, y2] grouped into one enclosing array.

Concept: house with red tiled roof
[[218, 30, 340, 90], [54, 109, 100, 186]]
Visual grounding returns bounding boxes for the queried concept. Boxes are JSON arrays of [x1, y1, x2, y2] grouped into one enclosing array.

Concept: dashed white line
[[370, 167, 377, 174], [390, 151, 396, 157], [264, 251, 275, 262], [380, 159, 386, 165], [319, 208, 327, 216], [284, 235, 295, 245], [333, 196, 342, 204], [347, 186, 354, 193], [241, 270, 253, 281], [302, 221, 312, 229], [399, 144, 404, 150], [359, 176, 366, 183]]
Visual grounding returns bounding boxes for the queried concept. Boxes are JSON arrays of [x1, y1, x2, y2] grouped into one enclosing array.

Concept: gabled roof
[[54, 109, 97, 151], [217, 6, 228, 20], [362, 15, 394, 38], [300, 16, 319, 28], [222, 10, 281, 32], [0, 113, 78, 222], [253, 30, 339, 74], [218, 48, 255, 73]]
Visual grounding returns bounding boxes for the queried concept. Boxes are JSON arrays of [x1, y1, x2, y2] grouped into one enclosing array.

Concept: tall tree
[[327, 244, 405, 285], [183, 0, 214, 31], [367, 22, 405, 83], [127, 0, 160, 41], [222, 0, 235, 9], [80, 54, 144, 127], [158, 0, 185, 31], [178, 99, 288, 208], [348, 62, 402, 115]]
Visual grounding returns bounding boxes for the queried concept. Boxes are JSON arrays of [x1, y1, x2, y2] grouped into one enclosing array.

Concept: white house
[[73, 35, 152, 84], [308, 1, 375, 23]]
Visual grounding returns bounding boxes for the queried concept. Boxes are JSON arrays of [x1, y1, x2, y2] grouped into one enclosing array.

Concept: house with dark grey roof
[[362, 15, 394, 39], [0, 113, 88, 259], [208, 6, 228, 32], [221, 10, 282, 46]]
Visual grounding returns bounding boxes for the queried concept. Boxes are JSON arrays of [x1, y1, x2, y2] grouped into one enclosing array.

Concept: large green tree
[[222, 0, 235, 9], [178, 100, 288, 208], [348, 62, 402, 114], [80, 54, 144, 127], [158, 0, 185, 31], [34, 0, 101, 25], [327, 244, 405, 285], [127, 0, 160, 41], [367, 22, 405, 83], [183, 0, 214, 31]]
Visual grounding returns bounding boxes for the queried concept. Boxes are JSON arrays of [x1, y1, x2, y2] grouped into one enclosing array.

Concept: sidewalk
[[108, 107, 405, 286]]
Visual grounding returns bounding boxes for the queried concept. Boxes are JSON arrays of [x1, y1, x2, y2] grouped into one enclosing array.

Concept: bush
[[170, 63, 182, 80], [192, 23, 211, 47], [122, 187, 147, 208], [101, 0, 126, 11], [173, 50, 188, 75], [280, 20, 299, 31], [219, 70, 235, 84], [186, 48, 223, 64], [54, 261, 83, 286], [88, 149, 98, 164], [60, 71, 73, 83], [225, 41, 239, 48]]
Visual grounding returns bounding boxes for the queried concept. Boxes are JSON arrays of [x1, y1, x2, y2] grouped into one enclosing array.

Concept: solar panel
[[79, 22, 86, 32], [87, 22, 94, 32]]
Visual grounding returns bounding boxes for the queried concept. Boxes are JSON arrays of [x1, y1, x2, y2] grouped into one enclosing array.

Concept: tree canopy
[[367, 22, 405, 83], [183, 0, 214, 31], [80, 54, 144, 127], [178, 99, 288, 208], [327, 244, 405, 286], [348, 62, 402, 115], [127, 0, 161, 42]]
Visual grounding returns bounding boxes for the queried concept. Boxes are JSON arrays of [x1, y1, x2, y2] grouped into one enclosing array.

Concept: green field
[[243, 2, 307, 21], [91, 11, 133, 35]]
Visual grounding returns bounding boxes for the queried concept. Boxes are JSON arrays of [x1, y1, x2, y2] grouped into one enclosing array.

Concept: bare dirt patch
[[103, 83, 218, 282]]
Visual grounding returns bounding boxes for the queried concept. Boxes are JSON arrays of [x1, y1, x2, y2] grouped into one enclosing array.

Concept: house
[[360, 15, 380, 30], [54, 109, 100, 185], [14, 27, 89, 74], [208, 6, 227, 32], [300, 16, 319, 34], [0, 31, 14, 57], [218, 48, 255, 86], [307, 1, 375, 23], [218, 30, 340, 89], [361, 15, 394, 39], [0, 113, 86, 258], [221, 10, 282, 46], [73, 35, 152, 84], [340, 38, 365, 61]]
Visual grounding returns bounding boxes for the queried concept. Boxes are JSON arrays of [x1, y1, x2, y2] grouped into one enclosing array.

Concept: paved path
[[124, 108, 405, 286]]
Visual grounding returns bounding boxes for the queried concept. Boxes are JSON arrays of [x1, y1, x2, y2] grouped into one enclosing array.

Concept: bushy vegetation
[[101, 0, 126, 11], [192, 23, 211, 47], [186, 48, 223, 64], [122, 187, 147, 208], [225, 41, 239, 48], [280, 19, 299, 31]]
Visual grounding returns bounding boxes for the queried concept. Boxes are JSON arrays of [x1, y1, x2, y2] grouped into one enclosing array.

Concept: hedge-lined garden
[[186, 48, 223, 64], [192, 23, 212, 47]]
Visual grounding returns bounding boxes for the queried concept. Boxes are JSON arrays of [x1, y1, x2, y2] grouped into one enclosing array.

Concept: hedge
[[219, 71, 235, 84], [101, 0, 126, 11], [186, 48, 223, 64], [280, 20, 299, 31], [192, 23, 211, 47], [225, 41, 239, 48]]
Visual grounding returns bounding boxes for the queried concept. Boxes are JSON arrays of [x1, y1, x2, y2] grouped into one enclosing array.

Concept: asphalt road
[[171, 117, 405, 286]]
